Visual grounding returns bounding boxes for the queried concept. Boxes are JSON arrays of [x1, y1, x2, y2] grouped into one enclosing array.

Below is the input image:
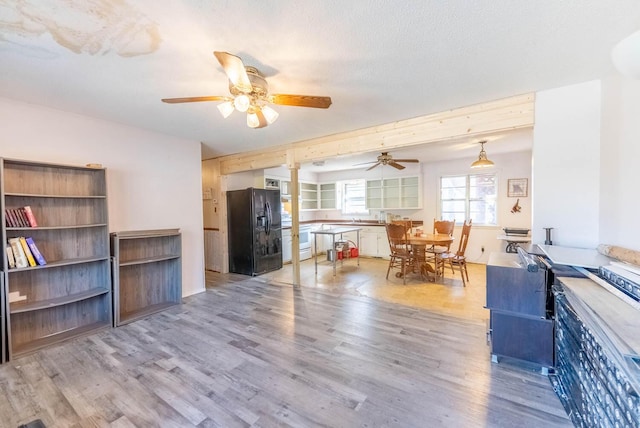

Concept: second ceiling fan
[[357, 152, 419, 171]]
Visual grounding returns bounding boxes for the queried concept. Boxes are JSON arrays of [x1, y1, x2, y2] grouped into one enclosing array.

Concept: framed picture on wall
[[507, 178, 528, 197]]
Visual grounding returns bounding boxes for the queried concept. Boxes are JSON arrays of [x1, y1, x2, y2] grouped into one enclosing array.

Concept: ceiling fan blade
[[393, 159, 419, 163], [366, 162, 381, 171], [161, 96, 231, 104], [388, 161, 406, 170], [269, 94, 332, 109], [213, 51, 253, 93]]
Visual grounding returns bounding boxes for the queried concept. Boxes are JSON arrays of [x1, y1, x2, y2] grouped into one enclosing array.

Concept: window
[[440, 173, 497, 225], [338, 179, 368, 215]]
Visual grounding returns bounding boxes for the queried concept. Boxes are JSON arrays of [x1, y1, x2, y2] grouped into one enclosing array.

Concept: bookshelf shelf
[[119, 254, 181, 267], [6, 255, 110, 273], [111, 229, 182, 326], [10, 287, 110, 314], [6, 223, 108, 231], [5, 193, 106, 199], [11, 320, 111, 357], [1, 159, 112, 361]]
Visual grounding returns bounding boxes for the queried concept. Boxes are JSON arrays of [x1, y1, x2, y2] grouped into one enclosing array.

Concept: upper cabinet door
[[319, 183, 336, 209], [365, 176, 421, 209]]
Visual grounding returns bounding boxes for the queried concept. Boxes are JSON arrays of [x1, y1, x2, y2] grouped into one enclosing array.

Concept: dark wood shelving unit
[[1, 159, 112, 360], [111, 229, 182, 326]]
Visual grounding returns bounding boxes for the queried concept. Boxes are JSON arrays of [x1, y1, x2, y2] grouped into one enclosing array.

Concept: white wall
[[421, 151, 532, 263], [0, 97, 205, 296], [532, 80, 602, 248], [600, 74, 640, 250]]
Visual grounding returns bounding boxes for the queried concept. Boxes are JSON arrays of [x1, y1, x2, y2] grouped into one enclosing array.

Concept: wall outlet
[[481, 246, 485, 253]]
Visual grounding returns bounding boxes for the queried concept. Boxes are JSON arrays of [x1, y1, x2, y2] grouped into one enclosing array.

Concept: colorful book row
[[5, 206, 38, 228], [6, 237, 46, 269]]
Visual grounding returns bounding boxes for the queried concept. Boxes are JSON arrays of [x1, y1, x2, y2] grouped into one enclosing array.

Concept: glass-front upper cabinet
[[300, 182, 318, 210], [365, 176, 421, 209], [319, 183, 337, 209]]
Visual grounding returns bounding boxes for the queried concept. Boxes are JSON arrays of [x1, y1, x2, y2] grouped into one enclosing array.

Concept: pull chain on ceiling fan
[[354, 152, 419, 171], [161, 51, 332, 129]]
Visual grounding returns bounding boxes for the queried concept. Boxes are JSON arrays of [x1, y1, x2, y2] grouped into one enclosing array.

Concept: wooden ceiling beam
[[218, 93, 534, 175]]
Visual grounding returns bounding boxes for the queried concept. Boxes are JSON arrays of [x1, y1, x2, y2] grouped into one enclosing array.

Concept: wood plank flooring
[[0, 258, 572, 427]]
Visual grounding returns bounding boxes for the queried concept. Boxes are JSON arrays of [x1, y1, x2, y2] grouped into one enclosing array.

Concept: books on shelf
[[26, 237, 46, 266], [6, 236, 46, 268], [23, 206, 38, 227], [6, 244, 15, 269], [19, 237, 36, 267], [8, 237, 28, 268], [5, 206, 38, 228]]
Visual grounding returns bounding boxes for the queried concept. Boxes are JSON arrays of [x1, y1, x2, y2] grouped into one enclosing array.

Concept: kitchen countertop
[[538, 244, 613, 269], [282, 219, 423, 229]]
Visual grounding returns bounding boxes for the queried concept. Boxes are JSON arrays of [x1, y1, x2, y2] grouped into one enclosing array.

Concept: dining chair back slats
[[427, 219, 455, 275], [442, 219, 472, 286], [385, 223, 412, 284]]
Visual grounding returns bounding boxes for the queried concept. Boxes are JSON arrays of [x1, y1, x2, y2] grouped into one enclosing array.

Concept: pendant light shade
[[470, 141, 494, 168], [233, 94, 251, 112], [217, 101, 235, 118], [217, 95, 279, 128], [246, 110, 261, 128], [261, 105, 279, 124]]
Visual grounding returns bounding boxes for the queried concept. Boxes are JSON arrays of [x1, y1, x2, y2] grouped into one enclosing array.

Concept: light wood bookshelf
[[0, 275, 5, 363], [1, 159, 112, 360], [110, 229, 182, 326]]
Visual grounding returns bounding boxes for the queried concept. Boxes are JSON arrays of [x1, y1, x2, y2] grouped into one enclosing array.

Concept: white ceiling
[[1, 1, 639, 162]]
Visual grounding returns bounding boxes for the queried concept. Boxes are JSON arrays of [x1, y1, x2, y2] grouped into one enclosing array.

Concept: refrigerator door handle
[[265, 201, 271, 235]]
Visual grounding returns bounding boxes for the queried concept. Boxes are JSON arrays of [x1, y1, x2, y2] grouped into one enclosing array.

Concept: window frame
[[338, 179, 369, 215], [439, 173, 498, 226]]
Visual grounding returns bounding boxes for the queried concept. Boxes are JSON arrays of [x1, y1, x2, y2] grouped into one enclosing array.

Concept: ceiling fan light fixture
[[471, 141, 495, 168], [261, 105, 279, 124], [234, 94, 251, 112], [217, 101, 234, 118], [247, 109, 261, 128]]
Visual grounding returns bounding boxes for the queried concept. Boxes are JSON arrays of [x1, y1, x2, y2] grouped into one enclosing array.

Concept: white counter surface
[[538, 244, 613, 269]]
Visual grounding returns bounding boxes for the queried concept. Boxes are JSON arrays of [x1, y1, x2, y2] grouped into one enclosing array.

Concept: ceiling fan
[[161, 51, 332, 129], [356, 152, 420, 171]]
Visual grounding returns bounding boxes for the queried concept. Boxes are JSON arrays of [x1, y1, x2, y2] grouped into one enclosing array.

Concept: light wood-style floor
[[0, 257, 572, 427]]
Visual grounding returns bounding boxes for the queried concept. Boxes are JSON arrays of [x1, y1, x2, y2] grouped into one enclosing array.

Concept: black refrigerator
[[227, 187, 283, 275]]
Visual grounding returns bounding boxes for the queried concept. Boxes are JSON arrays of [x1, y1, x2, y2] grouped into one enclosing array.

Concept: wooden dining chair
[[385, 222, 412, 284], [426, 218, 455, 276], [441, 219, 472, 286], [392, 219, 413, 233]]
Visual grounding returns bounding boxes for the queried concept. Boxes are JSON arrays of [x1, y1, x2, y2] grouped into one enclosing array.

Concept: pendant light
[[470, 141, 494, 168]]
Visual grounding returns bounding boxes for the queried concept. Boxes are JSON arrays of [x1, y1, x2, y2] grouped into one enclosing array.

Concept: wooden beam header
[[218, 93, 535, 175]]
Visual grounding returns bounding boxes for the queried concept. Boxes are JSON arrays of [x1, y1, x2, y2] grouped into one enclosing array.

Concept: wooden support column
[[289, 161, 301, 287]]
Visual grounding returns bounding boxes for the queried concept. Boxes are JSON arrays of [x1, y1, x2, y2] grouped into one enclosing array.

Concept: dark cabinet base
[[490, 311, 554, 371], [486, 252, 555, 373]]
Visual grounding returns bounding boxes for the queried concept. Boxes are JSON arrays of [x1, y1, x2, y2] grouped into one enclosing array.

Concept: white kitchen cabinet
[[365, 176, 421, 209], [282, 229, 292, 263], [319, 183, 337, 209], [300, 182, 318, 210], [359, 226, 389, 258], [360, 230, 379, 256]]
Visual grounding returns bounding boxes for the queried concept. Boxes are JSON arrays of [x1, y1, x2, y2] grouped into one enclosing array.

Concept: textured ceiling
[[1, 1, 639, 161]]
